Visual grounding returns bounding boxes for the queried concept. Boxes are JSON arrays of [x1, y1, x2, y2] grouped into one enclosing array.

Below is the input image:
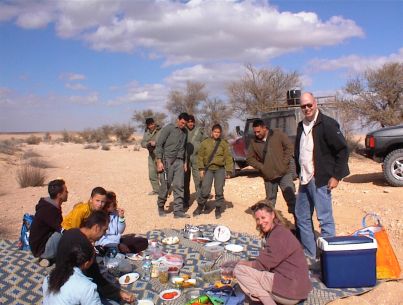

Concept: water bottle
[[142, 255, 151, 281], [149, 240, 162, 260]]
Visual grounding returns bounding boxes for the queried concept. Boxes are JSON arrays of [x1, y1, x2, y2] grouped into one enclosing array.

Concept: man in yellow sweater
[[62, 186, 107, 230]]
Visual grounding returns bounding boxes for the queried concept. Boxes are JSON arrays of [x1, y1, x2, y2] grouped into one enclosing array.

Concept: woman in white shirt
[[42, 241, 102, 305]]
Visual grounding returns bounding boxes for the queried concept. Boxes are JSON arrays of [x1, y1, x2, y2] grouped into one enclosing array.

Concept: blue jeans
[[295, 178, 335, 258]]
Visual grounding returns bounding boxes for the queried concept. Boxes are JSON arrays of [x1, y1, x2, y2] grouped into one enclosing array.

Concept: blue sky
[[0, 0, 402, 132]]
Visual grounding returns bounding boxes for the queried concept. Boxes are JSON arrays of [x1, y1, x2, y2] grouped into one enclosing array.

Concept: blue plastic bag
[[18, 213, 34, 250]]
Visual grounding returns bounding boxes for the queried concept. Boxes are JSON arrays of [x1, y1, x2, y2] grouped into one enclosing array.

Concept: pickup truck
[[362, 125, 403, 187], [230, 101, 338, 175]]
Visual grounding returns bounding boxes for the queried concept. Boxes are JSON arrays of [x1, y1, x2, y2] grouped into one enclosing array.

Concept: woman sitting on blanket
[[42, 241, 102, 305], [234, 201, 312, 305], [95, 191, 148, 255]]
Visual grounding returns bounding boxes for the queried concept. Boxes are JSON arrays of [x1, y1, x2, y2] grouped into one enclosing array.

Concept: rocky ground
[[0, 135, 401, 304]]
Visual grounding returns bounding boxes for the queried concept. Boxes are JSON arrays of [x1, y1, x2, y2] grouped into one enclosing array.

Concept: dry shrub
[[28, 158, 53, 168], [26, 135, 42, 145], [101, 143, 111, 151], [71, 136, 85, 144], [84, 144, 99, 150], [0, 140, 20, 155], [43, 132, 52, 142], [23, 150, 41, 159], [16, 165, 46, 188], [62, 130, 71, 142], [113, 124, 135, 143], [132, 142, 141, 151]]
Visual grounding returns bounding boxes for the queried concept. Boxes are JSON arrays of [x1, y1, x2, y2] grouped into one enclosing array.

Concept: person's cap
[[145, 118, 154, 125]]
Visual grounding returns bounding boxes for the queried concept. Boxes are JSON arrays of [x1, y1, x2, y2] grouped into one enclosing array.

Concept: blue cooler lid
[[318, 236, 377, 251], [324, 236, 374, 245]]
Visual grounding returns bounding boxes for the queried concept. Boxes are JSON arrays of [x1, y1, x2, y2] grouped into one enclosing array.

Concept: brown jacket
[[246, 128, 293, 181], [253, 220, 312, 299]]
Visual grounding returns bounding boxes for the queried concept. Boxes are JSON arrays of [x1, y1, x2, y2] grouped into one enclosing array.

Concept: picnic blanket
[[0, 224, 377, 305]]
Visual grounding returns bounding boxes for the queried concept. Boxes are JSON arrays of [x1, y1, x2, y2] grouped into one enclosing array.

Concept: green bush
[[16, 165, 46, 188]]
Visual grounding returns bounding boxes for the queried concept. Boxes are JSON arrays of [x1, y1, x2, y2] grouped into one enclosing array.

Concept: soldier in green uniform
[[141, 118, 161, 195], [184, 114, 206, 210], [155, 113, 190, 218], [196, 124, 233, 219]]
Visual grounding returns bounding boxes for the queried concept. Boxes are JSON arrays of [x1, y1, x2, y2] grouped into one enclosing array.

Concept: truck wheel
[[383, 149, 403, 187]]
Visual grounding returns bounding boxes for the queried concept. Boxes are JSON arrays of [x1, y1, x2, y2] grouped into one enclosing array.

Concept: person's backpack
[[17, 213, 34, 250]]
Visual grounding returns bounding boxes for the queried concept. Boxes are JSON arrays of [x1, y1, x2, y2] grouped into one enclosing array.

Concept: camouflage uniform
[[141, 126, 161, 194], [184, 126, 205, 207]]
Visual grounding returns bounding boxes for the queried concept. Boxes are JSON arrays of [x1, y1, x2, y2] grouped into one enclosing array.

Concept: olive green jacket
[[197, 137, 233, 172], [186, 126, 207, 161], [141, 126, 161, 157]]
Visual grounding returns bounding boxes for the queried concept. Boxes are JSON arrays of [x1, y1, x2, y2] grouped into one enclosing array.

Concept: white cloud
[[59, 72, 86, 81], [308, 48, 403, 74], [68, 92, 99, 105], [1, 0, 364, 65], [65, 83, 87, 91], [106, 82, 167, 106]]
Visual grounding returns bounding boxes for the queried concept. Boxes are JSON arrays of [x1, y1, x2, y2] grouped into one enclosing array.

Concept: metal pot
[[183, 225, 203, 239]]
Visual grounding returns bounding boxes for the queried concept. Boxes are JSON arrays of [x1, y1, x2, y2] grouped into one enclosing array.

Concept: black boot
[[215, 207, 222, 219], [193, 205, 204, 217], [158, 207, 166, 217]]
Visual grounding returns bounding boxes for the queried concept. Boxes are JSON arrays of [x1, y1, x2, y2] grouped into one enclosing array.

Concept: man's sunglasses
[[300, 103, 313, 109]]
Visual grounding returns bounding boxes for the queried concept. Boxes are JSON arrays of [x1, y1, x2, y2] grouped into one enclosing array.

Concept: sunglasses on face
[[300, 103, 313, 109]]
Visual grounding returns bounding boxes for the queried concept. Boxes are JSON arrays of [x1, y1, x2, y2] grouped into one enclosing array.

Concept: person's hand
[[149, 140, 156, 146], [236, 260, 253, 267], [327, 177, 339, 190], [156, 160, 164, 173], [117, 208, 125, 218], [225, 171, 232, 179], [120, 290, 135, 303], [199, 170, 204, 179], [118, 243, 130, 254]]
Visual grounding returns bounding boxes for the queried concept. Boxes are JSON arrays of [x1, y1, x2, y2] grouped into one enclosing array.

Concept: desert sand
[[0, 135, 402, 304]]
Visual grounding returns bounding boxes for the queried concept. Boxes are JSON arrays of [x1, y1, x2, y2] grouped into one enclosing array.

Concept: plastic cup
[[158, 264, 169, 284]]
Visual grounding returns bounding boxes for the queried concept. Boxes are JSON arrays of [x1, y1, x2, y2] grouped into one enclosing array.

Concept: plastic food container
[[203, 245, 224, 260]]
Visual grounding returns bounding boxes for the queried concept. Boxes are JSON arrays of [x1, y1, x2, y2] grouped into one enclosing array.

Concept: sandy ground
[[0, 136, 402, 304]]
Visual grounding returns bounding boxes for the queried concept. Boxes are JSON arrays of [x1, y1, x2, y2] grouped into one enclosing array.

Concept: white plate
[[225, 244, 244, 253], [126, 253, 143, 261], [205, 241, 221, 247], [159, 289, 181, 301], [213, 225, 231, 242], [162, 236, 179, 245], [137, 300, 154, 305], [118, 272, 139, 285]]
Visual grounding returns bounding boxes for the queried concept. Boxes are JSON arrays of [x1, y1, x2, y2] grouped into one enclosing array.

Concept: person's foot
[[192, 206, 204, 217], [39, 258, 50, 267], [158, 207, 166, 217], [148, 191, 158, 195], [174, 212, 191, 218], [215, 207, 222, 219]]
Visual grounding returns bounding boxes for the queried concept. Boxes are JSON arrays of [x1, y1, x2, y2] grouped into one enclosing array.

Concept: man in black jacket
[[29, 179, 68, 267], [295, 92, 350, 259]]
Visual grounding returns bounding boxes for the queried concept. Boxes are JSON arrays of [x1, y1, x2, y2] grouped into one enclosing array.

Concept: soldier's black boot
[[158, 207, 166, 217], [215, 207, 222, 219], [192, 205, 204, 217]]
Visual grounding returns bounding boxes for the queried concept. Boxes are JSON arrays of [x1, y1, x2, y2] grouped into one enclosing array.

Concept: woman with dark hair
[[234, 201, 312, 305], [56, 211, 135, 304], [42, 243, 101, 304]]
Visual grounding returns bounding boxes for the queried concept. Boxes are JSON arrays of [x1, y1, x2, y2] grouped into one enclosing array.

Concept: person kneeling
[[234, 201, 312, 305]]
